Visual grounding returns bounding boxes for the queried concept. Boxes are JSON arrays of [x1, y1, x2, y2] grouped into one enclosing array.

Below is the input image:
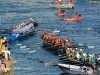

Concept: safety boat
[[11, 18, 38, 41], [49, 3, 74, 9], [64, 17, 84, 21]]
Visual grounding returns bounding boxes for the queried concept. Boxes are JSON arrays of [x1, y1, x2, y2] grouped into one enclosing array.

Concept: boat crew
[[74, 13, 79, 18], [12, 26, 19, 34], [73, 52, 81, 60], [68, 0, 74, 4], [80, 53, 85, 64], [30, 18, 34, 24], [60, 9, 66, 14], [57, 0, 63, 5], [18, 27, 23, 35]]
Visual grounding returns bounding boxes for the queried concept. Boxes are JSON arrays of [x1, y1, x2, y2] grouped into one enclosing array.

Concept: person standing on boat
[[68, 0, 74, 4], [57, 0, 63, 5]]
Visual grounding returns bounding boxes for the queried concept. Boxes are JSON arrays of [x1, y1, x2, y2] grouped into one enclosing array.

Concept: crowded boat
[[42, 30, 100, 75], [11, 18, 38, 41]]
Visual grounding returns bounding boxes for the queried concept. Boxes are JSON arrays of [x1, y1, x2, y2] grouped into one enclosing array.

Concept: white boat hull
[[58, 64, 85, 75], [49, 4, 74, 9]]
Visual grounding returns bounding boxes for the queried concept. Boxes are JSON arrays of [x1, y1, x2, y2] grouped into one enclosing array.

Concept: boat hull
[[64, 17, 84, 21], [49, 4, 74, 9], [58, 13, 66, 17], [11, 30, 36, 41], [58, 64, 85, 74]]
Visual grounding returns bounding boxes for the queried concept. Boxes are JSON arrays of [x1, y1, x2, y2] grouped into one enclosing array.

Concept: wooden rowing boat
[[11, 18, 38, 41], [58, 64, 98, 74]]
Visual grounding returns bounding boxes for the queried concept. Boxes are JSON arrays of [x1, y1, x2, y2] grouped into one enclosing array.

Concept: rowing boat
[[57, 12, 66, 17], [64, 17, 84, 21], [42, 41, 60, 54], [58, 64, 85, 74], [58, 64, 98, 74], [11, 18, 38, 41], [49, 3, 74, 9]]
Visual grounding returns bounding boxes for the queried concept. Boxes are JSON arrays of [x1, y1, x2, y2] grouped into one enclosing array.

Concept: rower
[[30, 18, 34, 24], [74, 13, 79, 18], [60, 8, 65, 14]]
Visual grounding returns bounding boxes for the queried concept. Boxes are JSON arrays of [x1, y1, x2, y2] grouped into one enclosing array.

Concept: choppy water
[[0, 0, 100, 75]]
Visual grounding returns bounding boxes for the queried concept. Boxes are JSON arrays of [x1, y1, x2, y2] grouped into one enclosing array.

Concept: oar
[[41, 46, 52, 49], [87, 46, 94, 49], [29, 50, 36, 54]]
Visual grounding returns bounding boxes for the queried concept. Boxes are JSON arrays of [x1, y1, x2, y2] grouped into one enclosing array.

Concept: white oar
[[45, 62, 53, 67], [15, 44, 22, 46], [53, 29, 60, 33], [20, 46, 27, 49], [87, 28, 94, 30], [87, 46, 94, 49], [78, 43, 85, 46], [29, 50, 36, 54], [20, 48, 30, 50]]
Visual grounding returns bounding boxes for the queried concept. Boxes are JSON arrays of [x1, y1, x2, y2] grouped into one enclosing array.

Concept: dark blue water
[[0, 0, 100, 75]]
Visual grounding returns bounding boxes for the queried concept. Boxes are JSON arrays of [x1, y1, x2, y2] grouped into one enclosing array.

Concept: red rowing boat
[[64, 17, 84, 21], [58, 12, 66, 17]]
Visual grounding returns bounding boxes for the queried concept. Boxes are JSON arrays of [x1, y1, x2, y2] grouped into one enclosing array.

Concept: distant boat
[[49, 0, 74, 9], [49, 4, 74, 9], [11, 18, 38, 41]]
